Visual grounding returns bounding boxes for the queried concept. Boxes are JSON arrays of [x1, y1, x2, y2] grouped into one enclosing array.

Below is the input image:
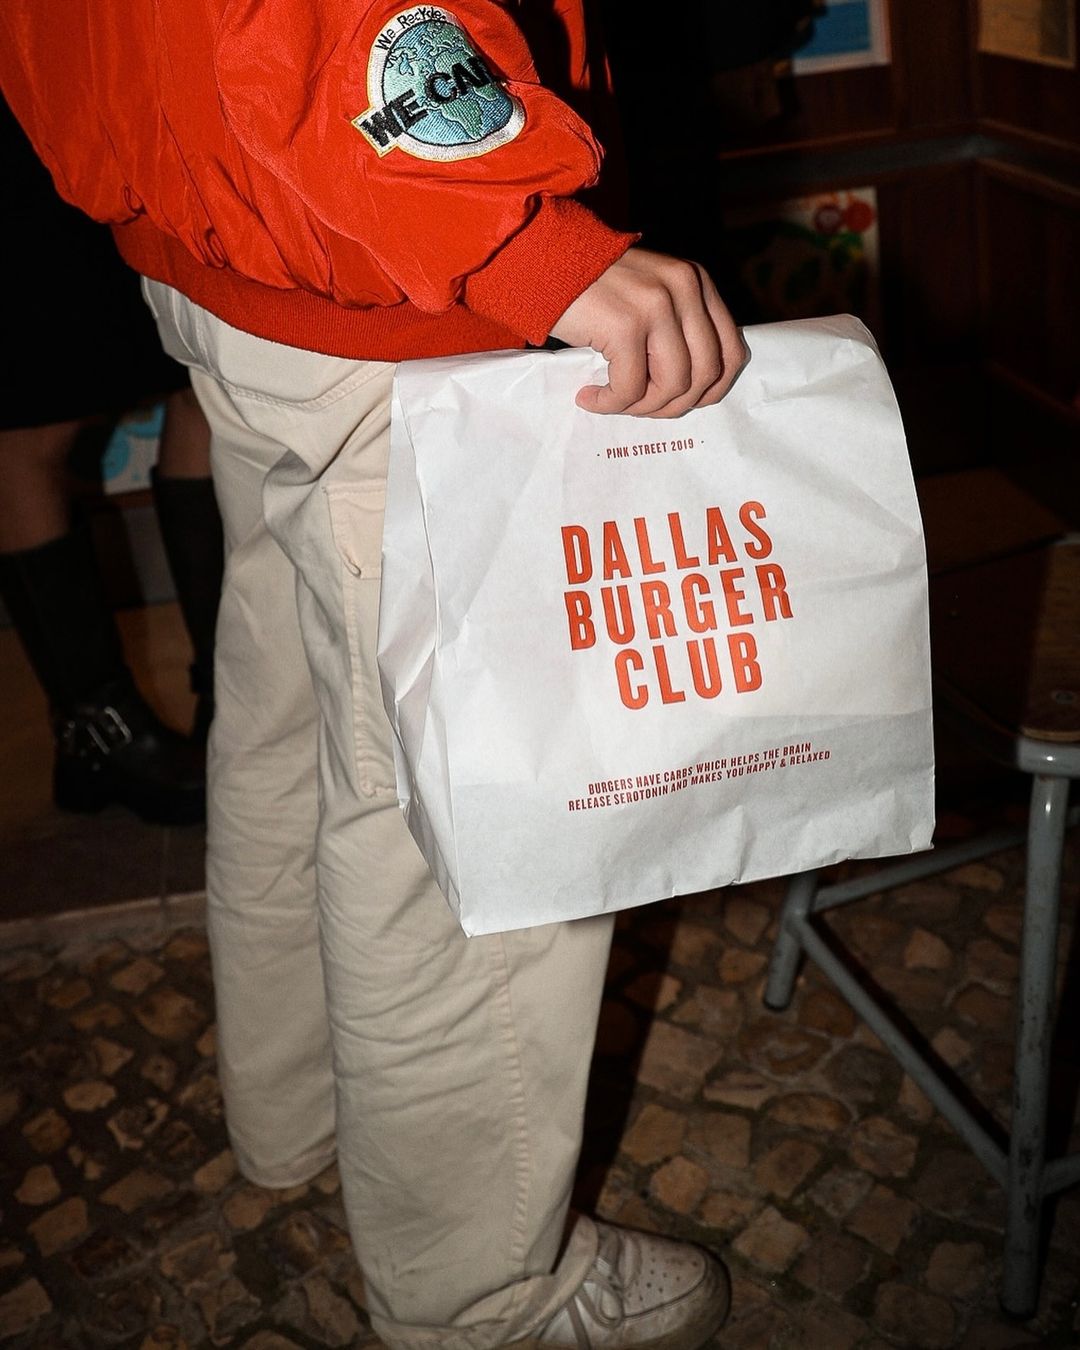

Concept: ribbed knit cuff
[[463, 198, 638, 346]]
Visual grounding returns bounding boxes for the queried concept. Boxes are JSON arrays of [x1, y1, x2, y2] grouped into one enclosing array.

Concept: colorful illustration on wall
[[721, 188, 881, 332], [101, 403, 163, 495], [793, 0, 891, 73]]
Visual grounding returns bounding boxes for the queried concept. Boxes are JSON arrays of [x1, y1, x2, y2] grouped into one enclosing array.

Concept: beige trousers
[[142, 281, 613, 1349]]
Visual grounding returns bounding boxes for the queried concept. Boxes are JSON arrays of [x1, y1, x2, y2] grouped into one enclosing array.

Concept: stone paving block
[[947, 862, 1005, 892], [637, 1022, 723, 1100], [793, 1231, 870, 1299], [738, 1022, 829, 1077], [301, 1273, 362, 1346], [952, 983, 1012, 1032], [702, 1070, 776, 1111], [794, 1303, 867, 1350], [926, 1240, 987, 1299], [875, 965, 952, 1012], [69, 999, 124, 1031], [66, 1231, 141, 1281], [931, 1026, 974, 1069], [141, 1052, 180, 1093], [109, 957, 165, 995], [671, 986, 743, 1038], [193, 1149, 238, 1196], [28, 1197, 90, 1256], [14, 1164, 61, 1207], [874, 1281, 956, 1348], [841, 912, 904, 960], [108, 1097, 170, 1150], [22, 1107, 71, 1155], [824, 1043, 900, 1106], [641, 920, 722, 968], [101, 1168, 176, 1214], [717, 949, 767, 985], [722, 898, 770, 947], [807, 1165, 874, 1220], [134, 987, 206, 1041], [964, 938, 1019, 991], [686, 1111, 752, 1171], [139, 1326, 191, 1350], [731, 1206, 809, 1274], [83, 1277, 163, 1342], [649, 1156, 709, 1214], [0, 1277, 52, 1338], [91, 1036, 134, 1076], [159, 1231, 234, 1290], [223, 1185, 278, 1233], [847, 1115, 919, 1179], [914, 1151, 1001, 1226], [198, 1274, 262, 1344], [752, 1138, 822, 1199], [621, 1102, 687, 1166], [765, 1092, 851, 1133], [983, 905, 1023, 946], [904, 928, 953, 971], [62, 1080, 117, 1112], [846, 1184, 919, 1254], [698, 1191, 759, 1233], [796, 986, 856, 1037], [897, 1073, 935, 1124], [0, 1086, 21, 1128]]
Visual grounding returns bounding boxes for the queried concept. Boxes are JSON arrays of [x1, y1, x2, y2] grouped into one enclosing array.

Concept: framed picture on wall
[[792, 0, 891, 74], [720, 188, 882, 335]]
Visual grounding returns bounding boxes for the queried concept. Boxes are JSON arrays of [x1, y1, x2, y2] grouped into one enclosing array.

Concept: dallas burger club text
[[561, 501, 795, 710]]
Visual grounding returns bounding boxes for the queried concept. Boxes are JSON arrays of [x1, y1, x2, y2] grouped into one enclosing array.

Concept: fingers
[[551, 249, 742, 419]]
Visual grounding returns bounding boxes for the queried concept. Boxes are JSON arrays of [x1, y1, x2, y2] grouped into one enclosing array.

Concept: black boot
[[0, 525, 205, 825], [152, 470, 224, 743]]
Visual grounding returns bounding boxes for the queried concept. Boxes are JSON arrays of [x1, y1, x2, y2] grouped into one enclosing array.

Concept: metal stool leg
[[1002, 773, 1071, 1317], [763, 871, 819, 1011]]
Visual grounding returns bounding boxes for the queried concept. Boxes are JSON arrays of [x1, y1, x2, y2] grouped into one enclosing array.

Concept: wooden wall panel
[[978, 161, 1080, 412], [975, 53, 1080, 156]]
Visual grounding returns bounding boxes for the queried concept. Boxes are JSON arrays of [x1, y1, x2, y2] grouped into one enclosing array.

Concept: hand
[[549, 247, 745, 418]]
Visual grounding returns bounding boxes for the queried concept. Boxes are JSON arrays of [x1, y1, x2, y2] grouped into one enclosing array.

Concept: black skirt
[[1, 95, 189, 431]]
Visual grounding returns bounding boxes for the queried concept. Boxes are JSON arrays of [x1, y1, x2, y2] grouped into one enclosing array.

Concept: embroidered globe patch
[[353, 7, 524, 160]]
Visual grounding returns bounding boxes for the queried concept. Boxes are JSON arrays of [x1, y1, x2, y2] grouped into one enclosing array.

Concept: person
[[1, 2, 745, 1345], [0, 94, 219, 826]]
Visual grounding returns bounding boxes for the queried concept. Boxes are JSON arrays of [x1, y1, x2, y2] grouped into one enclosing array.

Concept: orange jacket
[[0, 0, 635, 359]]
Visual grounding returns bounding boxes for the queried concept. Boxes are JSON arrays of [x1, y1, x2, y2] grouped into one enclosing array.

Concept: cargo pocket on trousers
[[325, 486, 398, 799]]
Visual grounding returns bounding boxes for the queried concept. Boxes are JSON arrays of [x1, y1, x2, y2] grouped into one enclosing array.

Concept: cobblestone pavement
[[2, 821, 1078, 1348]]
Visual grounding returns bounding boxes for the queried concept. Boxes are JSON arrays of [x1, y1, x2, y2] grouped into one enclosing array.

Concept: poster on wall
[[792, 0, 891, 74], [977, 0, 1077, 68], [721, 188, 882, 334]]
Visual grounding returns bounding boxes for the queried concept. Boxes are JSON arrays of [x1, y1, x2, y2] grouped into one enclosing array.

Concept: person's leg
[[153, 385, 222, 740], [141, 281, 613, 1344], [143, 282, 730, 1350], [184, 370, 337, 1187], [0, 421, 205, 823]]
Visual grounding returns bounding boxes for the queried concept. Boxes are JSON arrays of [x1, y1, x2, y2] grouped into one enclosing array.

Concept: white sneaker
[[526, 1222, 731, 1349]]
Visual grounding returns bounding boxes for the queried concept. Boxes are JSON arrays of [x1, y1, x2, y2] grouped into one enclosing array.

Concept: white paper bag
[[378, 316, 934, 936]]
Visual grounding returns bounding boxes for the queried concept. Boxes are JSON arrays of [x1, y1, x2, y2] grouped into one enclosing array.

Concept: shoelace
[[551, 1227, 630, 1350]]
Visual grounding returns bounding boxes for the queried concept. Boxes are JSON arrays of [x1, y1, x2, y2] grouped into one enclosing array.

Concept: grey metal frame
[[764, 724, 1080, 1318]]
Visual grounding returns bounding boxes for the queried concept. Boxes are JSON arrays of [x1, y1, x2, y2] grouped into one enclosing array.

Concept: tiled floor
[[0, 604, 206, 929], [2, 604, 1079, 1349], [1, 799, 1078, 1347]]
